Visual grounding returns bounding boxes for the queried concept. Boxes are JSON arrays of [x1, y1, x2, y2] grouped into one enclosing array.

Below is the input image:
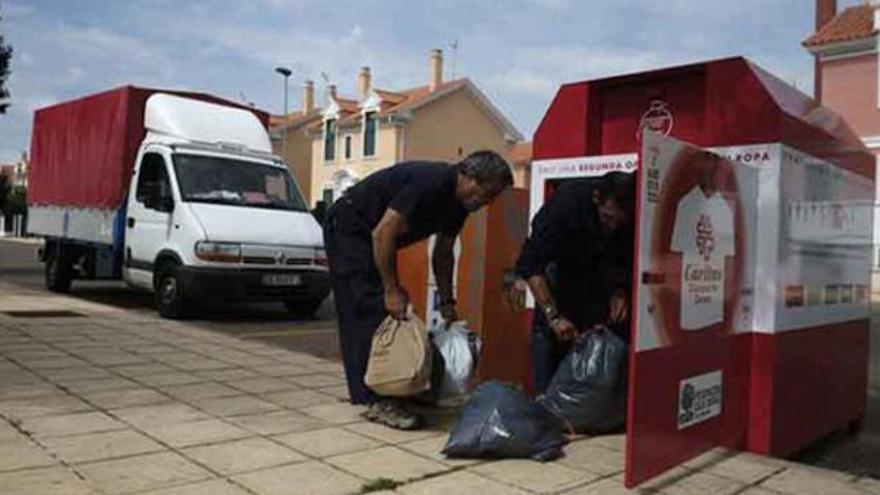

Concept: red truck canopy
[[28, 86, 270, 209]]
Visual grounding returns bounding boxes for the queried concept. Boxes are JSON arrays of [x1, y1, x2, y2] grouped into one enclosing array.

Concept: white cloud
[[1, 2, 35, 19]]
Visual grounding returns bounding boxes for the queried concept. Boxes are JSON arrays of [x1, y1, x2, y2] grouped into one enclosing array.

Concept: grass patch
[[361, 477, 400, 493]]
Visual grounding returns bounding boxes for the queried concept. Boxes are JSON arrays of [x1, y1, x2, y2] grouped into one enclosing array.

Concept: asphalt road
[[0, 237, 878, 477]]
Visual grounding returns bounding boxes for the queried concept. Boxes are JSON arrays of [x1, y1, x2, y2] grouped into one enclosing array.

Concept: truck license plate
[[262, 274, 302, 287]]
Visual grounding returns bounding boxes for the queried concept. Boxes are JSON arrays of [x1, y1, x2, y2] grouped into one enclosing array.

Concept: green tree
[[0, 5, 12, 114], [0, 173, 9, 213]]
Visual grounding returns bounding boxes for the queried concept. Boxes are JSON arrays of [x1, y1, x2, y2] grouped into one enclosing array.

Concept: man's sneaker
[[362, 400, 424, 430]]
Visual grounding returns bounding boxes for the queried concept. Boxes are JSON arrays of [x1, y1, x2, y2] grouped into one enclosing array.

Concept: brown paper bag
[[365, 315, 432, 397]]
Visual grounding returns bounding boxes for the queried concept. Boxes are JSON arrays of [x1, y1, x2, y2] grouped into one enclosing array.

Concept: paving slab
[[80, 387, 171, 410], [399, 470, 530, 495], [109, 363, 180, 378], [21, 411, 126, 438], [58, 376, 140, 394], [560, 477, 650, 494], [0, 437, 59, 471], [40, 429, 165, 464], [229, 410, 329, 435], [77, 451, 213, 494], [194, 368, 261, 382], [260, 389, 338, 409], [344, 421, 444, 444], [183, 437, 307, 475], [299, 402, 364, 424], [398, 434, 482, 467], [189, 395, 280, 417], [288, 373, 347, 388], [139, 479, 252, 495], [326, 445, 450, 483], [557, 439, 626, 476], [251, 363, 316, 378], [0, 393, 93, 419], [471, 459, 600, 494], [274, 426, 381, 458], [112, 403, 210, 428], [760, 467, 863, 495], [160, 382, 243, 402], [141, 418, 253, 448], [704, 453, 784, 484], [660, 471, 747, 495], [225, 376, 300, 394], [0, 464, 98, 495], [135, 372, 208, 387], [233, 460, 364, 495], [36, 366, 115, 381]]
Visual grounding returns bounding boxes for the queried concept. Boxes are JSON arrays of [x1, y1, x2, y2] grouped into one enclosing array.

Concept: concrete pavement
[[0, 281, 878, 494]]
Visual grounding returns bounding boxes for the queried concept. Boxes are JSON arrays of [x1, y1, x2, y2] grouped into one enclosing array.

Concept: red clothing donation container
[[530, 56, 874, 486]]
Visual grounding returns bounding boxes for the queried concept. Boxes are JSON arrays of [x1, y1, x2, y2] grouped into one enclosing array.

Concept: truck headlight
[[195, 241, 242, 263], [314, 248, 328, 267]]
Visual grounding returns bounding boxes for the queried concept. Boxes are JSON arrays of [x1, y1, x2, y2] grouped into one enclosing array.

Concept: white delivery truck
[[27, 86, 330, 319]]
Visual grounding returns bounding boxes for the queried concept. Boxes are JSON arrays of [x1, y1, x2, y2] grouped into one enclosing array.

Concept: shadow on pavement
[[793, 389, 880, 479]]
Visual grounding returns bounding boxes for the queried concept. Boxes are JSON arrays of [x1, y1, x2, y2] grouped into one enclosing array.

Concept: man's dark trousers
[[323, 200, 385, 405], [531, 311, 571, 395]]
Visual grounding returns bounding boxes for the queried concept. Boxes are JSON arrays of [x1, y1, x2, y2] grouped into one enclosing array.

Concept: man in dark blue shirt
[[324, 151, 513, 429], [515, 172, 635, 393]]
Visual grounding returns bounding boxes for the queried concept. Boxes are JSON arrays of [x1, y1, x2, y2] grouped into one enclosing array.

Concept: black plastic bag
[[537, 327, 628, 434], [442, 381, 567, 461]]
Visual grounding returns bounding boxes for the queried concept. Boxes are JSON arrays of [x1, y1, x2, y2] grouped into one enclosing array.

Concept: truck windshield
[[172, 154, 307, 212]]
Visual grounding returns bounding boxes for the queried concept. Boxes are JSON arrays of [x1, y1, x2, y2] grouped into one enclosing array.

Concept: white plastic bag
[[430, 320, 481, 400]]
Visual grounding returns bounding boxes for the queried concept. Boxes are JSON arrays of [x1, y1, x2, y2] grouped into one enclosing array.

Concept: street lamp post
[[275, 66, 292, 158]]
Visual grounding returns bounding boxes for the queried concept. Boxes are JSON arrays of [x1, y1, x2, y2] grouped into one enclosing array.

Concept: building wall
[[308, 122, 400, 207], [273, 126, 315, 205], [821, 54, 880, 137], [404, 90, 512, 162]]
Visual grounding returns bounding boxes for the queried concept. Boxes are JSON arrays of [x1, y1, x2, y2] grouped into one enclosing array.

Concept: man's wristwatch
[[542, 303, 560, 323]]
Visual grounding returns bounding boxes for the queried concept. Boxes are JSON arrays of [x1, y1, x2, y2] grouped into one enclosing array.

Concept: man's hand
[[549, 316, 577, 342], [384, 285, 409, 320], [506, 278, 528, 312], [608, 290, 629, 325]]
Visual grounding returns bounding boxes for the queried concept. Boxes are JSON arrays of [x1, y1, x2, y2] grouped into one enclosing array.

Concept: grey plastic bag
[[442, 381, 567, 461], [537, 327, 628, 434]]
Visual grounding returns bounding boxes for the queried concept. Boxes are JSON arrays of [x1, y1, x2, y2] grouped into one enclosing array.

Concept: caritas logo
[[638, 99, 674, 137], [695, 214, 714, 262]]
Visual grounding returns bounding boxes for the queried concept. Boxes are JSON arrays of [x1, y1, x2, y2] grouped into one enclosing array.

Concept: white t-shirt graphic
[[671, 187, 735, 330]]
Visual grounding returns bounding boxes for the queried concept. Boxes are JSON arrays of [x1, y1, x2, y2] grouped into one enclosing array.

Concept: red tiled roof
[[803, 5, 878, 47], [308, 79, 469, 131], [269, 109, 323, 130]]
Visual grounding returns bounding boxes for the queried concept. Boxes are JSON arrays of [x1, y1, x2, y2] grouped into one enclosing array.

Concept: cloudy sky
[[0, 0, 863, 164]]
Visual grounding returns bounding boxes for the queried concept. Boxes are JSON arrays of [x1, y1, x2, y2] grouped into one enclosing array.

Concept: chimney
[[302, 80, 315, 113], [816, 0, 836, 30], [327, 84, 337, 101], [813, 0, 837, 103], [429, 48, 443, 91], [357, 66, 372, 99]]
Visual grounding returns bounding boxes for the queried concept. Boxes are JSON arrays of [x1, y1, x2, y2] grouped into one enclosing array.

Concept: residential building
[[270, 81, 323, 204], [803, 0, 880, 267], [305, 48, 525, 207]]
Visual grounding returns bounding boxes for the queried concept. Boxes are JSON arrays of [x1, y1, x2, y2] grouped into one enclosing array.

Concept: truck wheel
[[154, 262, 191, 319], [45, 254, 73, 293], [283, 298, 324, 319]]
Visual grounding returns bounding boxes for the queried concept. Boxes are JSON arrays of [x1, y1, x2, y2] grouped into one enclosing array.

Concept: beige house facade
[[270, 81, 323, 205], [304, 49, 526, 207]]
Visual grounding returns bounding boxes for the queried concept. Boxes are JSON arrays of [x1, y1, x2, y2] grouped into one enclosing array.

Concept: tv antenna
[[449, 38, 459, 79]]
